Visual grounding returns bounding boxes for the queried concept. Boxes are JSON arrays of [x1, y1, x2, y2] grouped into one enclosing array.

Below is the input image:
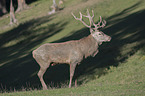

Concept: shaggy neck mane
[[77, 34, 99, 58]]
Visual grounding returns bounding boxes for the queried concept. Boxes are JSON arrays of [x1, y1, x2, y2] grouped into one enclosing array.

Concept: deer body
[[32, 9, 111, 90], [33, 35, 98, 64]]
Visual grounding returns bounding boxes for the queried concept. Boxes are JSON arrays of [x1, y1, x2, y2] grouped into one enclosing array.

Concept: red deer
[[32, 9, 111, 90]]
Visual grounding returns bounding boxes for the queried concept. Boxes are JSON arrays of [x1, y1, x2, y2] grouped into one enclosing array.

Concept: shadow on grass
[[0, 15, 68, 91], [45, 1, 145, 87], [0, 1, 145, 92], [0, 0, 38, 16]]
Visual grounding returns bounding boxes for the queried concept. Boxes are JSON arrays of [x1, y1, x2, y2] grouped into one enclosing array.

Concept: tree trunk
[[48, 0, 59, 15], [10, 0, 18, 25], [0, 0, 7, 16], [16, 0, 29, 12]]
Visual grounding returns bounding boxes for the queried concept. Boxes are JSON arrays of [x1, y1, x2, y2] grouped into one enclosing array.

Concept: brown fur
[[33, 34, 100, 89]]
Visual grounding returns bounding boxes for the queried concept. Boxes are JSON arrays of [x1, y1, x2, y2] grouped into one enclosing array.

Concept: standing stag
[[32, 9, 111, 90]]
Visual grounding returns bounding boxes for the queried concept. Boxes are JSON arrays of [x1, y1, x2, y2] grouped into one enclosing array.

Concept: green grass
[[0, 0, 145, 95], [1, 50, 145, 95]]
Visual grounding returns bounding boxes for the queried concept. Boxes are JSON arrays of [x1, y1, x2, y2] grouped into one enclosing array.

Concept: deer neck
[[79, 34, 99, 58], [91, 33, 104, 45]]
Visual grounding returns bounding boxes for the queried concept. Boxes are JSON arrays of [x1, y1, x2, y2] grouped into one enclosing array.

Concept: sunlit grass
[[0, 0, 145, 95]]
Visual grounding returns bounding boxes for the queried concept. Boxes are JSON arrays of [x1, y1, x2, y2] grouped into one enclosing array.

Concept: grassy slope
[[0, 0, 145, 95], [2, 50, 145, 95]]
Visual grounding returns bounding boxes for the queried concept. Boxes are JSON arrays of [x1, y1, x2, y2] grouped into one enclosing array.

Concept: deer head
[[72, 9, 111, 45]]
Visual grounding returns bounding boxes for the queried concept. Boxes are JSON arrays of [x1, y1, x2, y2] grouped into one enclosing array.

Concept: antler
[[92, 16, 106, 30], [71, 9, 94, 29], [71, 9, 106, 31]]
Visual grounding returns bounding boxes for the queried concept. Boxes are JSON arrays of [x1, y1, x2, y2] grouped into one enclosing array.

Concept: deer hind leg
[[69, 63, 77, 88], [34, 57, 50, 90], [38, 65, 49, 90]]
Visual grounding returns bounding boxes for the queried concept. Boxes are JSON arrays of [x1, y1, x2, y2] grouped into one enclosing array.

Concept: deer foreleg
[[69, 63, 77, 88], [74, 66, 79, 87]]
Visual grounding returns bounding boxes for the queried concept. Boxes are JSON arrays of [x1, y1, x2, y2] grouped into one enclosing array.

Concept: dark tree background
[[0, 0, 37, 16], [0, 0, 7, 16]]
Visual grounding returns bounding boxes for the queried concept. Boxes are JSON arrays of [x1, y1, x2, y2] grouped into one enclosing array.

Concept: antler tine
[[82, 9, 96, 28], [71, 12, 79, 20], [91, 10, 96, 27], [71, 10, 92, 28], [99, 16, 106, 28], [91, 10, 94, 19], [81, 9, 90, 18], [87, 9, 93, 28], [93, 16, 106, 30], [102, 19, 106, 27], [72, 10, 106, 30]]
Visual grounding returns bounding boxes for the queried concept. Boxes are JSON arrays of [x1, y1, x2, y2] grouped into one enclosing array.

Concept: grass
[[1, 50, 145, 96], [0, 0, 145, 95]]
